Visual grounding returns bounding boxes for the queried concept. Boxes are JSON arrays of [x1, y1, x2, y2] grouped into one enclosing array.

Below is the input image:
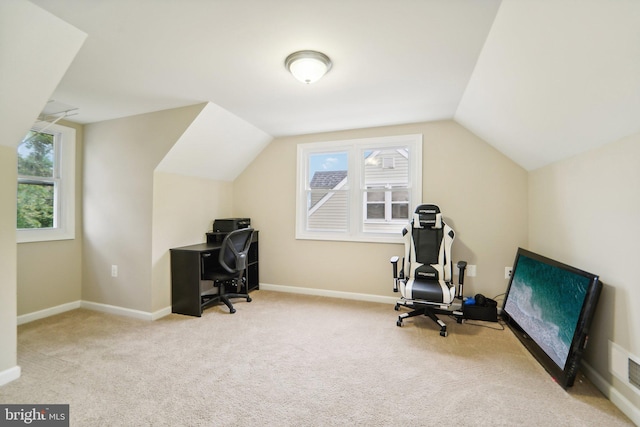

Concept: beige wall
[[17, 120, 84, 316], [151, 172, 233, 312], [0, 146, 18, 375], [233, 120, 529, 300], [82, 104, 205, 313], [529, 130, 640, 411]]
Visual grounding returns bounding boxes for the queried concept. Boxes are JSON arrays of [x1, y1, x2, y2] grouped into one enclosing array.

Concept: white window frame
[[363, 184, 410, 223], [296, 134, 422, 243], [362, 147, 411, 225], [17, 122, 76, 243]]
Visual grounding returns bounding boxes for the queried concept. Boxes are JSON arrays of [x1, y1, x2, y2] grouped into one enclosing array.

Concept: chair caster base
[[397, 319, 403, 327], [229, 308, 236, 314], [247, 296, 252, 303]]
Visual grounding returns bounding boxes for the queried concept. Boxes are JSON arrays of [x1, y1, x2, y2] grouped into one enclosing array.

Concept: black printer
[[212, 218, 251, 232]]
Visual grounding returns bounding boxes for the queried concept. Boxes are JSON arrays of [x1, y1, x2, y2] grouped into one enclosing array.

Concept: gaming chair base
[[395, 301, 464, 337]]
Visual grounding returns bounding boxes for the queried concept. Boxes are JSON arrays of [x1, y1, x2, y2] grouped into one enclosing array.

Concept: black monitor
[[501, 248, 602, 388]]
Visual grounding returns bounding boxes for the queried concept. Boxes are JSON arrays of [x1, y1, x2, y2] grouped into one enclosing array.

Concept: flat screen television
[[501, 248, 602, 388]]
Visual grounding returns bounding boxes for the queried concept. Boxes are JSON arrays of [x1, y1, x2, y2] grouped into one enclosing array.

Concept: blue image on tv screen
[[503, 255, 590, 369]]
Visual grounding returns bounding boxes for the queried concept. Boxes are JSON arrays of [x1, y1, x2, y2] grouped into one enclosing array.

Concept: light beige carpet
[[0, 290, 633, 426]]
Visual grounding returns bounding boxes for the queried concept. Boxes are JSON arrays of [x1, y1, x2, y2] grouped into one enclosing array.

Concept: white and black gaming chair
[[390, 204, 467, 336]]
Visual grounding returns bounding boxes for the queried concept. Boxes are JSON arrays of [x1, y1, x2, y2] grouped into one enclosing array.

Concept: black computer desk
[[170, 231, 259, 317]]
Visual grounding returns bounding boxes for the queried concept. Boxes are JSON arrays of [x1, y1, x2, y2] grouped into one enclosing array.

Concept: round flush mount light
[[285, 50, 332, 84]]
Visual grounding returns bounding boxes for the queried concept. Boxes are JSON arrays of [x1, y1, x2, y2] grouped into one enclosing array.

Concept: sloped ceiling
[[456, 0, 640, 170], [156, 102, 272, 182], [0, 0, 86, 148], [26, 0, 640, 171]]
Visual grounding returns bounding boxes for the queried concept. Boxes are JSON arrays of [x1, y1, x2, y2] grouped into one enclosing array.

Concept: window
[[296, 134, 422, 243], [17, 122, 75, 243]]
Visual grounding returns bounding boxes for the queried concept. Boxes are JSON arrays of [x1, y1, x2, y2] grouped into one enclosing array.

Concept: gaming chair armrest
[[457, 260, 467, 274], [390, 256, 401, 292], [390, 256, 399, 276], [456, 261, 467, 298]]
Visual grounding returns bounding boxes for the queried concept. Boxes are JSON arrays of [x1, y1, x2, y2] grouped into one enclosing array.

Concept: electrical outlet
[[505, 267, 512, 279], [467, 264, 476, 277], [111, 265, 118, 277]]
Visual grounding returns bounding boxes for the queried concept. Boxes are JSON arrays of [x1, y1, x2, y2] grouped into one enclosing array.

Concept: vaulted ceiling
[[29, 0, 640, 171]]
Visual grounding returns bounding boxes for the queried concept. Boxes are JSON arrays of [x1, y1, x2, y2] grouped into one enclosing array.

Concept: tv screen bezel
[[501, 248, 602, 388]]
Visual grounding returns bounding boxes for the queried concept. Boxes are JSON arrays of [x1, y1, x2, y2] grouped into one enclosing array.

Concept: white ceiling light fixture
[[285, 50, 332, 84]]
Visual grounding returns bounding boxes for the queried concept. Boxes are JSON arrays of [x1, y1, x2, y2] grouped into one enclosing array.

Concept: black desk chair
[[202, 228, 254, 313]]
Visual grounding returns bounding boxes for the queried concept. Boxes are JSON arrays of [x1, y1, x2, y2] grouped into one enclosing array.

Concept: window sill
[[17, 229, 75, 244], [295, 232, 404, 244]]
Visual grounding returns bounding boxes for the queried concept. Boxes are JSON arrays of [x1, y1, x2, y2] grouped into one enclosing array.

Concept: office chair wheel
[[396, 319, 403, 327], [440, 328, 448, 337], [394, 304, 400, 311], [229, 308, 236, 314], [247, 296, 252, 302]]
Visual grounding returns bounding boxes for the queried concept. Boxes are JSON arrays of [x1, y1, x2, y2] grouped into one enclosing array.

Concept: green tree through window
[[17, 131, 55, 229]]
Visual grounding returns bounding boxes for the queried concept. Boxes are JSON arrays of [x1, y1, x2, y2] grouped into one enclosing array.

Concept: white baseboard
[[0, 366, 21, 387], [582, 361, 640, 426], [259, 283, 397, 305], [18, 301, 172, 325], [17, 285, 394, 325], [151, 306, 172, 320], [17, 301, 81, 325], [80, 301, 171, 321]]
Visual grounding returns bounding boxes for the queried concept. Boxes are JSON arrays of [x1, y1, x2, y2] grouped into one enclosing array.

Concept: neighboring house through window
[[17, 122, 75, 243], [297, 134, 422, 243]]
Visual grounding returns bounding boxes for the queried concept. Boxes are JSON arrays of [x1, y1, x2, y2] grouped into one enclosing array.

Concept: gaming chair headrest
[[413, 204, 443, 229]]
